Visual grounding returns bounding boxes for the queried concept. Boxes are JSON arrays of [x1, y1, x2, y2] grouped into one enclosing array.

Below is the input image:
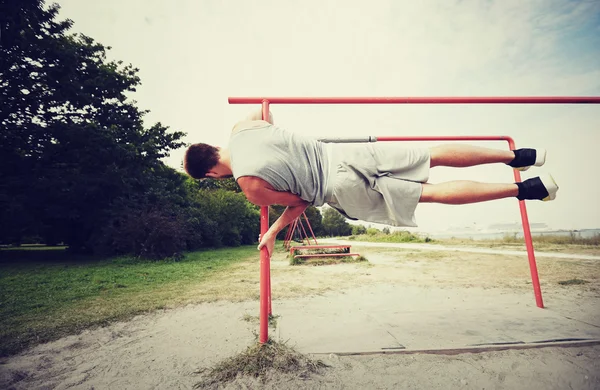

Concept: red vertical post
[[302, 212, 319, 245], [298, 217, 311, 245], [284, 219, 293, 249], [507, 139, 544, 308], [259, 100, 272, 343], [283, 220, 294, 249], [291, 218, 300, 247], [376, 135, 545, 308]]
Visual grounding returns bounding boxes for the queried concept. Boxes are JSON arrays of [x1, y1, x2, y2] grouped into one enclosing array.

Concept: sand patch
[[1, 244, 599, 389]]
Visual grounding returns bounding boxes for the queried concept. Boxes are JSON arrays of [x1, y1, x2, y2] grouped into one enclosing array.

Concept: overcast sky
[[55, 0, 600, 232]]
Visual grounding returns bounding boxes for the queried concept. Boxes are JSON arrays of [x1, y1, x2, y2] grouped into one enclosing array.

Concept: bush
[[366, 228, 379, 236], [351, 230, 430, 244], [92, 205, 187, 259], [351, 225, 367, 235], [191, 189, 260, 247]]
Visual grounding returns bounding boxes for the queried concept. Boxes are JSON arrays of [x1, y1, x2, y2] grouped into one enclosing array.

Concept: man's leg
[[420, 175, 558, 204], [420, 181, 517, 204], [429, 144, 544, 169]]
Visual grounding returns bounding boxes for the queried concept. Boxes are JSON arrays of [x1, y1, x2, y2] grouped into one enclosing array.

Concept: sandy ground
[[1, 243, 599, 389]]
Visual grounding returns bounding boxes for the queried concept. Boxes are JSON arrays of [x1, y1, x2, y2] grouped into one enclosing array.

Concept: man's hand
[[257, 231, 276, 258]]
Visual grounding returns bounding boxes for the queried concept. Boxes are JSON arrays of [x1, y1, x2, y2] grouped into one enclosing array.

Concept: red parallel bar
[[285, 218, 299, 249], [260, 100, 271, 343], [377, 135, 544, 308], [297, 217, 311, 245], [283, 220, 291, 248], [229, 96, 600, 105], [507, 139, 544, 308], [377, 135, 512, 142], [302, 212, 319, 245]]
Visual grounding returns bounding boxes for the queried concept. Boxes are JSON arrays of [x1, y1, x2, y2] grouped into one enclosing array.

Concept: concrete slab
[[274, 284, 600, 354]]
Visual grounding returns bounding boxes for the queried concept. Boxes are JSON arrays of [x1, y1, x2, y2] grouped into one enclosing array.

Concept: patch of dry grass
[[558, 278, 589, 286], [193, 339, 328, 389], [241, 313, 280, 328], [429, 234, 600, 255]]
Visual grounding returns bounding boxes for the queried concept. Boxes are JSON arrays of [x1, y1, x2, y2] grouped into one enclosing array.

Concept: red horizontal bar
[[376, 135, 513, 142], [229, 96, 600, 104], [294, 253, 361, 259], [290, 245, 351, 256], [290, 245, 351, 250]]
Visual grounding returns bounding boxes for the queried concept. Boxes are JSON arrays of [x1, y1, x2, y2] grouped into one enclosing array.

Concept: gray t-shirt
[[229, 124, 330, 206]]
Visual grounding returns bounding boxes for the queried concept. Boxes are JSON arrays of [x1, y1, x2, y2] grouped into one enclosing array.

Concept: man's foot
[[508, 148, 546, 171], [516, 174, 558, 201]]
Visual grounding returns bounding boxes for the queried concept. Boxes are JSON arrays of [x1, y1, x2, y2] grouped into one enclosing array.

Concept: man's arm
[[238, 176, 305, 207], [258, 202, 308, 257], [240, 176, 309, 235], [244, 109, 274, 123], [231, 109, 274, 133], [238, 176, 309, 255]]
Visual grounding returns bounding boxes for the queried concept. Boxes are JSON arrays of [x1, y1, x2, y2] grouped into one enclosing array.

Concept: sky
[[54, 0, 600, 233]]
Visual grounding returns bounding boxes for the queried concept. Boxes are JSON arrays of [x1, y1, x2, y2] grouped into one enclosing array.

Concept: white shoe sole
[[516, 148, 547, 171], [540, 173, 558, 201]]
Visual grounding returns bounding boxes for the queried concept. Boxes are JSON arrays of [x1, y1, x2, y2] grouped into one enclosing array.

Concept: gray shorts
[[323, 142, 430, 227]]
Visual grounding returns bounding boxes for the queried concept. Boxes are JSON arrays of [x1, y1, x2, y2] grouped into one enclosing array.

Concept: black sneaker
[[509, 148, 546, 171], [517, 174, 558, 201]]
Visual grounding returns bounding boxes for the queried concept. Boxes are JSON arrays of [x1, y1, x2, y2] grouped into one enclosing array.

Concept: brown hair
[[183, 143, 220, 179]]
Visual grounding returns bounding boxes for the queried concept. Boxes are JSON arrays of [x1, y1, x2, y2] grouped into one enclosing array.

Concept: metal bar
[[259, 100, 271, 343], [376, 135, 545, 308], [285, 218, 299, 249], [319, 136, 377, 143], [227, 96, 557, 338], [506, 138, 544, 308], [298, 216, 311, 246], [292, 245, 352, 250], [302, 212, 319, 245], [229, 96, 600, 105], [377, 135, 513, 142], [295, 253, 361, 259], [283, 218, 294, 248]]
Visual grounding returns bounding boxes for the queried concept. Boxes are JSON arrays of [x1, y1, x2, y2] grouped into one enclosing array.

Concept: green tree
[[321, 207, 352, 237], [0, 0, 185, 250], [351, 224, 367, 235]]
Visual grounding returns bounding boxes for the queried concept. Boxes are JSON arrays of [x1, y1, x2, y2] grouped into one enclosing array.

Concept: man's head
[[183, 143, 232, 179]]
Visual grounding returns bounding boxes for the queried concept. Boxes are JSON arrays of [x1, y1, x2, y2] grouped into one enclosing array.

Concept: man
[[183, 110, 558, 257]]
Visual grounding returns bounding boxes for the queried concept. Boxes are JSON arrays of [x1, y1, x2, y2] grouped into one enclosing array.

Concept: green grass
[[497, 232, 600, 246], [349, 231, 431, 244], [424, 234, 600, 252], [0, 246, 258, 357]]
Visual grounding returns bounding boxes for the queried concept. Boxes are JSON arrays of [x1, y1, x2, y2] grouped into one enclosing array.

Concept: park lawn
[[0, 246, 260, 357]]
